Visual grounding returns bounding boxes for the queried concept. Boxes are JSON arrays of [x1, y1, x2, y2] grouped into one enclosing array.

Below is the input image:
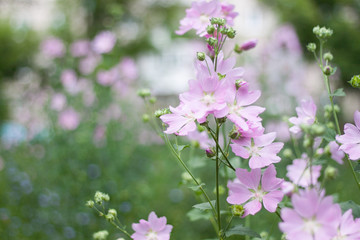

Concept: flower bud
[[313, 26, 333, 40], [213, 185, 225, 195], [206, 148, 216, 158], [210, 17, 226, 26], [306, 43, 316, 52], [326, 122, 335, 129], [323, 65, 333, 76], [137, 89, 151, 98], [149, 97, 157, 104], [206, 37, 218, 47], [93, 230, 109, 240], [105, 213, 115, 222], [108, 209, 117, 218], [231, 204, 245, 217], [303, 137, 313, 148], [86, 200, 95, 208], [142, 114, 150, 123], [235, 79, 246, 90], [197, 52, 206, 61], [229, 126, 241, 139], [154, 108, 170, 118], [324, 166, 338, 180], [226, 27, 236, 39], [349, 75, 360, 88], [310, 124, 325, 136], [323, 52, 333, 61], [181, 172, 192, 183], [197, 125, 206, 132], [283, 148, 293, 158], [217, 117, 227, 124], [94, 191, 110, 205], [206, 25, 215, 34]]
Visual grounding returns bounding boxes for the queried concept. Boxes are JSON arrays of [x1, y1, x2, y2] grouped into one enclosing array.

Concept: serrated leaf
[[226, 225, 261, 238], [193, 200, 216, 210], [189, 183, 205, 191], [340, 201, 360, 218], [187, 208, 211, 221], [173, 144, 189, 152], [330, 88, 346, 97], [324, 128, 336, 141]]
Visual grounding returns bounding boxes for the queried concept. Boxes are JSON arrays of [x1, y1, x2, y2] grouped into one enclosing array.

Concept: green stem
[[215, 121, 222, 239]]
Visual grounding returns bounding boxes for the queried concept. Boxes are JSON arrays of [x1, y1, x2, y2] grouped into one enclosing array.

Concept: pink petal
[[262, 190, 284, 212], [261, 165, 283, 191], [236, 168, 261, 189], [243, 199, 262, 216]]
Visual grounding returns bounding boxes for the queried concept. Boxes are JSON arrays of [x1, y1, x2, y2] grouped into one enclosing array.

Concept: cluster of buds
[[93, 230, 109, 240], [154, 108, 171, 118], [105, 208, 117, 222], [313, 26, 333, 40], [94, 191, 110, 205], [306, 42, 316, 53]]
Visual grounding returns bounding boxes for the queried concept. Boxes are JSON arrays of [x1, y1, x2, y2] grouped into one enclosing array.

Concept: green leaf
[[187, 208, 211, 221], [188, 183, 205, 191], [330, 88, 346, 97], [173, 144, 189, 152], [193, 200, 216, 211], [324, 128, 336, 141], [339, 201, 360, 218], [226, 225, 261, 238]]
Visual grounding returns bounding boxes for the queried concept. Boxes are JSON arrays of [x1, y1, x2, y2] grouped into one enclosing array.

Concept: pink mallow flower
[[227, 164, 284, 217], [239, 39, 258, 51], [50, 93, 67, 111], [176, 0, 222, 36], [131, 211, 173, 240], [40, 37, 65, 58], [58, 108, 80, 130], [333, 209, 360, 240], [279, 189, 341, 240], [220, 2, 238, 26], [231, 132, 284, 169], [286, 156, 321, 188], [289, 98, 317, 135], [92, 31, 117, 54], [328, 141, 344, 164], [70, 40, 90, 57], [336, 110, 360, 160]]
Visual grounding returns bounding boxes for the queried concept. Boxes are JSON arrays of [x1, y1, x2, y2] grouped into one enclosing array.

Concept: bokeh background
[[0, 0, 359, 239]]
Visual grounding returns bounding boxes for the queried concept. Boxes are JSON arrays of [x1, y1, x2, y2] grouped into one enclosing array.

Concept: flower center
[[303, 218, 320, 235], [248, 145, 261, 156], [146, 230, 158, 240], [200, 14, 209, 24], [202, 93, 215, 106]]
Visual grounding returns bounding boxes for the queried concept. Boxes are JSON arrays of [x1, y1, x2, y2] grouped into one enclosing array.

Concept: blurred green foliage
[[260, 0, 360, 84]]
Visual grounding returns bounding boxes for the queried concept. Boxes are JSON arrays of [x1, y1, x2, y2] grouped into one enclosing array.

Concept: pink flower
[[92, 31, 117, 54], [79, 54, 101, 75], [336, 110, 360, 160], [61, 69, 79, 95], [289, 98, 317, 135], [279, 189, 341, 240], [231, 132, 284, 169], [220, 2, 238, 26], [328, 141, 344, 164], [70, 40, 90, 57], [120, 57, 138, 82], [286, 156, 321, 188], [58, 108, 80, 130], [227, 165, 284, 217], [333, 209, 360, 239], [131, 211, 173, 240], [97, 67, 119, 86], [50, 93, 67, 111], [40, 37, 65, 58], [176, 0, 222, 36], [187, 129, 214, 150]]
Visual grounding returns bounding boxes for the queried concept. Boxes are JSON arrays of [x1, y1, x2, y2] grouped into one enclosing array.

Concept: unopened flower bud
[[108, 209, 117, 218], [235, 79, 246, 90], [326, 122, 335, 129], [324, 166, 338, 180], [217, 117, 227, 124], [206, 25, 215, 34], [142, 114, 150, 123], [105, 213, 115, 222], [283, 148, 293, 158], [213, 185, 225, 195], [323, 52, 333, 61], [241, 39, 258, 51], [181, 172, 192, 183], [137, 89, 151, 98], [206, 148, 216, 158], [206, 37, 218, 46], [149, 97, 157, 104], [226, 27, 236, 39], [306, 43, 316, 52], [349, 75, 360, 88], [323, 65, 333, 76], [197, 52, 206, 61], [229, 126, 241, 139], [86, 200, 95, 208], [197, 125, 206, 132], [231, 204, 245, 217], [313, 26, 333, 40], [303, 137, 313, 148], [93, 230, 109, 240], [154, 108, 170, 118], [210, 17, 226, 26], [311, 124, 325, 136], [94, 191, 110, 205]]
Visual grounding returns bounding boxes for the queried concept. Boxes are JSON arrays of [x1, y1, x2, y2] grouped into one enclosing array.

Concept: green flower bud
[[226, 27, 236, 39], [142, 114, 150, 123], [210, 17, 226, 26], [105, 213, 115, 222], [181, 172, 192, 183], [213, 185, 226, 195], [94, 191, 110, 205], [217, 117, 227, 124], [323, 65, 333, 76], [108, 209, 117, 218], [231, 204, 245, 217], [154, 108, 171, 118], [324, 166, 338, 180], [197, 125, 206, 132], [206, 25, 215, 34], [323, 52, 333, 61], [197, 52, 206, 61], [326, 122, 335, 129], [235, 79, 246, 90], [137, 89, 151, 98], [313, 26, 333, 40], [206, 37, 218, 46], [306, 43, 317, 52], [206, 148, 216, 158], [86, 200, 95, 208], [310, 124, 325, 136], [93, 230, 109, 240], [349, 75, 360, 88], [234, 44, 242, 54], [283, 148, 293, 158], [149, 97, 157, 104], [229, 126, 241, 140], [303, 137, 313, 148]]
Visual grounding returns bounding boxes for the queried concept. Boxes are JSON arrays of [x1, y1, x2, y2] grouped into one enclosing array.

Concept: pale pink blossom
[[92, 31, 117, 54], [97, 68, 119, 86], [50, 93, 67, 111], [332, 209, 360, 240], [220, 2, 238, 26], [40, 37, 65, 58], [329, 141, 344, 164], [131, 212, 172, 240], [58, 108, 80, 130], [227, 165, 284, 217], [286, 156, 321, 188], [336, 110, 360, 160], [79, 54, 101, 75], [120, 57, 138, 82], [231, 132, 283, 169], [279, 189, 341, 240], [289, 98, 317, 135], [70, 40, 90, 57], [61, 70, 80, 95]]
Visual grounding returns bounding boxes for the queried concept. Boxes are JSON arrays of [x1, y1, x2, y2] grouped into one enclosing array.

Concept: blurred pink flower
[[119, 57, 138, 82], [40, 37, 65, 58], [333, 209, 360, 239], [336, 110, 360, 160], [50, 93, 67, 111], [289, 98, 317, 135], [286, 156, 321, 188], [61, 69, 79, 95], [70, 40, 90, 57], [58, 108, 80, 130], [187, 129, 213, 149], [220, 2, 238, 26], [79, 54, 101, 75], [92, 31, 117, 54], [97, 67, 119, 86], [227, 164, 284, 217], [131, 212, 173, 240], [240, 39, 258, 51], [279, 189, 341, 240], [329, 141, 344, 164]]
